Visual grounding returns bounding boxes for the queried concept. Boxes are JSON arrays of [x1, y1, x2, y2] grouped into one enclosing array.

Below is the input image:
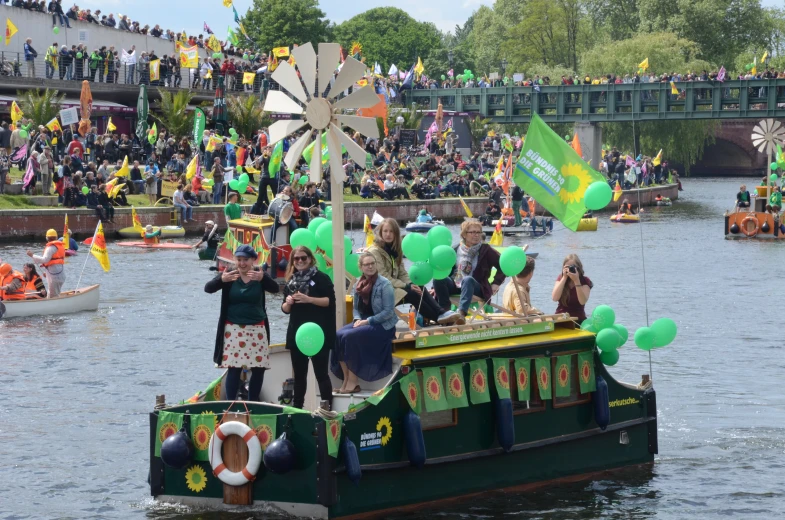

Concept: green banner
[[303, 131, 346, 167], [190, 413, 216, 461], [203, 375, 222, 402], [514, 113, 605, 231], [577, 351, 596, 393], [193, 107, 206, 145], [554, 355, 572, 398], [492, 358, 511, 399], [155, 411, 183, 457], [514, 358, 531, 401], [415, 321, 554, 348], [269, 139, 283, 178], [422, 367, 449, 412], [534, 357, 552, 400], [468, 359, 491, 404], [365, 385, 392, 406], [444, 364, 469, 409], [250, 414, 277, 452], [326, 416, 343, 458], [399, 372, 422, 415]]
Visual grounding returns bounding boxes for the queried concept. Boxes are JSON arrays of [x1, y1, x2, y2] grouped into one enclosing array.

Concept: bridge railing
[[403, 79, 785, 122]]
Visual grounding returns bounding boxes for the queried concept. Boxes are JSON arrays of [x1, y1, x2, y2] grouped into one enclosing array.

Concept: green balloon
[[308, 217, 327, 233], [346, 253, 362, 278], [315, 221, 333, 254], [228, 179, 240, 190], [325, 206, 333, 221], [315, 253, 327, 272], [81, 186, 89, 195], [634, 326, 655, 351], [401, 233, 430, 262], [599, 349, 619, 366], [409, 261, 433, 286], [212, 52, 222, 59], [433, 267, 452, 280], [295, 322, 325, 357], [441, 74, 446, 80], [343, 235, 352, 255], [651, 318, 677, 347], [596, 328, 621, 353], [299, 175, 309, 185], [580, 319, 597, 333], [53, 26, 59, 34], [236, 166, 244, 173], [612, 324, 629, 346], [290, 228, 316, 251], [564, 135, 570, 141], [229, 128, 237, 136], [499, 247, 527, 277], [772, 162, 779, 170], [238, 173, 249, 183], [770, 173, 778, 182], [591, 305, 615, 330], [429, 245, 457, 271], [584, 181, 612, 210], [238, 181, 248, 193], [243, 54, 249, 60], [427, 226, 452, 249], [76, 52, 83, 59], [19, 129, 28, 139]]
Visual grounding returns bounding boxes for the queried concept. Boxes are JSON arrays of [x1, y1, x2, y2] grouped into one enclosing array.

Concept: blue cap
[[234, 244, 258, 259]]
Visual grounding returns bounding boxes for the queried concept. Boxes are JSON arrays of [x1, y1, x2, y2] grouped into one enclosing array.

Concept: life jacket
[[25, 275, 42, 298], [0, 270, 26, 300], [655, 196, 662, 201], [42, 241, 66, 268]]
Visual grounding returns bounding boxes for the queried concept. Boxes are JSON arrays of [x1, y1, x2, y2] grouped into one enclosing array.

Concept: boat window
[[512, 359, 545, 415], [416, 369, 458, 430], [552, 354, 591, 408]]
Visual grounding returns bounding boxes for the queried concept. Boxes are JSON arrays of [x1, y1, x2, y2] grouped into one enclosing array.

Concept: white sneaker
[[437, 310, 464, 325]]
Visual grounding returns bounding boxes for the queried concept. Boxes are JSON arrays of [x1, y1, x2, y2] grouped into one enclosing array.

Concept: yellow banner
[[179, 45, 199, 69], [272, 46, 290, 58], [90, 222, 111, 272], [46, 117, 62, 132], [243, 72, 255, 85], [10, 100, 23, 123], [161, 180, 179, 198], [149, 59, 161, 81], [5, 18, 18, 46]]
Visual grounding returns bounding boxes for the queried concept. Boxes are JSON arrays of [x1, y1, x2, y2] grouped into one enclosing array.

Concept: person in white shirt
[[124, 46, 136, 84], [173, 183, 193, 223]]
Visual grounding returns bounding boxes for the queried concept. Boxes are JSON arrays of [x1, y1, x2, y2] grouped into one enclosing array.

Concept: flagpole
[[75, 222, 99, 290]]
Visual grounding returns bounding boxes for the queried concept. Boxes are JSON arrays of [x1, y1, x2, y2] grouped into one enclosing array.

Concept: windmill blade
[[331, 123, 368, 166], [263, 91, 304, 115], [310, 133, 323, 183], [283, 130, 313, 171], [317, 43, 341, 98], [327, 128, 345, 183], [328, 57, 368, 100], [292, 43, 317, 98], [771, 120, 782, 133], [332, 85, 381, 111], [271, 61, 308, 104], [268, 119, 307, 146], [335, 114, 380, 140]]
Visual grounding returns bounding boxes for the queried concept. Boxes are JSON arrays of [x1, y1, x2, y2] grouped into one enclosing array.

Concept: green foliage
[[227, 95, 271, 140], [332, 8, 441, 73], [16, 88, 64, 127], [585, 0, 641, 40], [394, 103, 425, 130], [467, 6, 505, 76], [468, 115, 494, 153], [244, 0, 329, 52], [151, 89, 195, 139]]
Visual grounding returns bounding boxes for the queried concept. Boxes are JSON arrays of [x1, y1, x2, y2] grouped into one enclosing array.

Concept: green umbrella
[[136, 84, 149, 141], [212, 75, 227, 136]]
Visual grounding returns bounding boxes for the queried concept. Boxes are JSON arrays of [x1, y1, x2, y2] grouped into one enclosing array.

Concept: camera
[[567, 265, 577, 274]]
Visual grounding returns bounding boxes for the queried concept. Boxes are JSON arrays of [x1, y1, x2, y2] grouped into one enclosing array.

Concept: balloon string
[[632, 117, 653, 381]]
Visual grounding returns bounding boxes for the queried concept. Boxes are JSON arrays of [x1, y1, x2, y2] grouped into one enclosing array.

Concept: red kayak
[[116, 242, 193, 250]]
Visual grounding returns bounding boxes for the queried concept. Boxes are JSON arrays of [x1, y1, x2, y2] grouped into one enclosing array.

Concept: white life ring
[[208, 421, 263, 486]]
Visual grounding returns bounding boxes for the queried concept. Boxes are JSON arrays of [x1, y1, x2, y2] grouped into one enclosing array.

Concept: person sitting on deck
[[481, 199, 502, 225], [0, 263, 26, 301], [767, 186, 782, 214], [415, 209, 432, 223], [22, 263, 47, 299], [736, 185, 751, 209], [143, 225, 161, 245], [502, 255, 542, 316]]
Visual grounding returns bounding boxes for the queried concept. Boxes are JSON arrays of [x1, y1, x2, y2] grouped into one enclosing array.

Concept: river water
[[1, 177, 784, 519]]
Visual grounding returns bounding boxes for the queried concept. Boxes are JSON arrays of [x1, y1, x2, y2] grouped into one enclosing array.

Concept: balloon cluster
[[633, 318, 677, 351], [212, 52, 224, 59], [580, 305, 628, 366], [228, 172, 250, 193], [456, 69, 475, 82], [289, 218, 359, 280], [400, 227, 457, 286]]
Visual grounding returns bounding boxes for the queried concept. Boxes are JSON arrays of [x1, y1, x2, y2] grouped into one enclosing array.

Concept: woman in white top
[[172, 183, 193, 223]]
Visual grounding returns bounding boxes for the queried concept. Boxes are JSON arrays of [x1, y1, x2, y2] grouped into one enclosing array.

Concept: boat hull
[[725, 211, 785, 240], [117, 226, 185, 239], [197, 246, 218, 260], [1, 284, 100, 318], [609, 215, 640, 223], [116, 242, 193, 249], [405, 221, 444, 233]]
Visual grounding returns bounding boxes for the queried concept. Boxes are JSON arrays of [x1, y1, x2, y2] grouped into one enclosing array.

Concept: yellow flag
[[761, 50, 768, 63], [10, 100, 23, 124], [90, 222, 111, 272], [670, 81, 679, 95], [272, 46, 289, 58], [242, 72, 255, 85], [638, 57, 649, 71], [107, 117, 116, 132], [46, 117, 62, 133], [109, 183, 126, 198], [205, 135, 221, 152], [207, 35, 222, 53], [414, 56, 424, 76], [222, 0, 232, 6], [363, 214, 374, 248], [132, 206, 145, 235], [612, 181, 622, 202], [185, 155, 198, 180], [458, 195, 473, 218], [652, 149, 663, 166], [751, 56, 757, 75], [5, 18, 17, 46], [63, 215, 69, 252], [149, 59, 160, 81], [115, 155, 129, 177]]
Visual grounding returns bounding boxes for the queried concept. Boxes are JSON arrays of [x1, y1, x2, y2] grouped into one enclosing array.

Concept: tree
[[503, 0, 571, 71], [17, 88, 64, 127], [227, 95, 271, 139], [151, 89, 195, 139], [244, 0, 330, 53], [468, 115, 493, 153], [467, 6, 505, 75], [332, 8, 441, 73], [585, 0, 640, 40]]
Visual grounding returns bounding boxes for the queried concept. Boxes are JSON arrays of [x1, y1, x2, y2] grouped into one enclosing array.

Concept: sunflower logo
[[471, 368, 486, 393], [557, 363, 569, 388], [193, 425, 212, 452], [185, 465, 207, 493], [581, 360, 592, 384], [495, 365, 510, 390], [212, 382, 222, 401], [425, 376, 442, 401], [329, 419, 341, 443], [517, 366, 528, 390], [448, 373, 464, 398], [158, 422, 178, 443], [538, 366, 550, 390], [376, 417, 392, 446], [350, 41, 363, 57], [406, 382, 419, 408], [255, 424, 274, 451], [201, 411, 218, 428], [558, 163, 592, 204]]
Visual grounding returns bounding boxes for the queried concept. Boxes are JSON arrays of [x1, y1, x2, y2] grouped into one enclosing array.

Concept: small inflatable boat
[[655, 199, 672, 206], [116, 241, 193, 250], [609, 214, 641, 223], [405, 220, 445, 233], [117, 225, 185, 239]]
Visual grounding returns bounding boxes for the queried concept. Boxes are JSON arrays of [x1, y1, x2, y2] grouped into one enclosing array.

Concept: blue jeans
[[212, 181, 223, 204], [174, 203, 192, 222], [126, 64, 135, 84], [46, 62, 55, 79], [433, 275, 484, 312]]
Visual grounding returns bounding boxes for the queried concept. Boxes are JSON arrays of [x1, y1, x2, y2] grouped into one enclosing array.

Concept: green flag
[[444, 364, 469, 409], [535, 357, 552, 400], [192, 107, 206, 145], [147, 122, 157, 145], [514, 358, 531, 401], [492, 358, 511, 399], [268, 139, 283, 179], [399, 372, 422, 415], [422, 367, 449, 412], [514, 113, 605, 231], [154, 410, 183, 457], [227, 26, 239, 46], [554, 355, 572, 397], [468, 359, 491, 404], [190, 413, 216, 461], [326, 416, 343, 458], [365, 385, 392, 406], [250, 414, 277, 452], [303, 131, 346, 166], [203, 375, 222, 402], [577, 351, 596, 393]]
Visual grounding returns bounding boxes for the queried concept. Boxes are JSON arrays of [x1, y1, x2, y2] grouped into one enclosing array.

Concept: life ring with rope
[[208, 421, 262, 486], [740, 215, 760, 237]]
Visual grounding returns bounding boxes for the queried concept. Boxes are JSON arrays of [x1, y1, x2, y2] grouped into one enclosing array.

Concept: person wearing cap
[[193, 220, 219, 252], [0, 263, 27, 301], [204, 244, 280, 401], [415, 208, 432, 223], [26, 229, 66, 298], [143, 225, 161, 245]]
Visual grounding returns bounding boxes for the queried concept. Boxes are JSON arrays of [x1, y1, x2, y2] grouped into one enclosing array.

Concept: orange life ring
[[740, 215, 760, 237]]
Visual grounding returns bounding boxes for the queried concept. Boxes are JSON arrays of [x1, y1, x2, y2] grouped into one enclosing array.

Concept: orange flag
[[571, 133, 583, 158], [356, 94, 388, 136]]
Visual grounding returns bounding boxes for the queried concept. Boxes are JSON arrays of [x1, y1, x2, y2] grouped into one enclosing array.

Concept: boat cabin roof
[[228, 215, 274, 230]]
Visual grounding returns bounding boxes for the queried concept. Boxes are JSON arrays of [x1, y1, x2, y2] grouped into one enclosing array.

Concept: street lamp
[[501, 58, 507, 78], [448, 50, 454, 70]]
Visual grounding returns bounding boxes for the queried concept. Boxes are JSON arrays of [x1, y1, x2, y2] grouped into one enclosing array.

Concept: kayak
[[577, 217, 598, 231], [117, 226, 185, 239], [197, 246, 218, 260], [116, 242, 193, 250], [405, 220, 445, 233], [609, 214, 641, 223], [0, 284, 100, 319]]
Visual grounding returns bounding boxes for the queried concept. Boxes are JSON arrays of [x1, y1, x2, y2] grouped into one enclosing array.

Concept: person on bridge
[[26, 229, 66, 298]]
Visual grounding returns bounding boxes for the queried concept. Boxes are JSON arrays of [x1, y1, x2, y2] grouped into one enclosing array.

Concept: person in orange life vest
[[0, 263, 26, 301], [143, 225, 161, 245], [23, 262, 47, 299], [655, 194, 663, 202], [617, 198, 636, 216], [27, 229, 66, 298]]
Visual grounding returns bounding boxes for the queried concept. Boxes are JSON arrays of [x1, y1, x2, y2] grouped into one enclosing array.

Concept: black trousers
[[225, 367, 265, 401], [290, 344, 333, 409], [402, 285, 444, 323]]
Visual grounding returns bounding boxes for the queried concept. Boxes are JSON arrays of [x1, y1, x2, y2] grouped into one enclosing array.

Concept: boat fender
[[402, 410, 426, 468], [761, 221, 771, 233], [263, 431, 297, 475], [341, 435, 362, 486], [209, 421, 263, 485], [594, 376, 611, 431], [781, 223, 785, 234], [729, 223, 740, 234], [160, 427, 194, 470], [495, 398, 515, 453]]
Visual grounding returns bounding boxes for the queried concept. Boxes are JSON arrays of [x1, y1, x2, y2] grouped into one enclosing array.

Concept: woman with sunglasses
[[281, 246, 336, 409], [331, 252, 397, 394]]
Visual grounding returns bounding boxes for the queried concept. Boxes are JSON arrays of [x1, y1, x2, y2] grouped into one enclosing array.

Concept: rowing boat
[[117, 226, 186, 239], [116, 242, 193, 250], [0, 284, 100, 319]]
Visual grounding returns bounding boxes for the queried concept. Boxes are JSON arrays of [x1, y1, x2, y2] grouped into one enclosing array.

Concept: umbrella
[[212, 75, 227, 135], [78, 80, 92, 136], [136, 84, 149, 140]]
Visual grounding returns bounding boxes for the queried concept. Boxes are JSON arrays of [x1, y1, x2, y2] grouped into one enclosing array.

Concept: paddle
[[0, 302, 5, 319]]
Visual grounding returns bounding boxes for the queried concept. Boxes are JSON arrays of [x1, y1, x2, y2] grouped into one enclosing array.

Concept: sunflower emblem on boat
[[448, 372, 464, 398], [580, 359, 592, 385], [255, 424, 274, 451], [201, 411, 218, 427], [557, 361, 570, 388], [517, 366, 528, 391], [185, 465, 207, 493], [558, 163, 591, 204], [495, 365, 510, 391], [471, 368, 486, 394], [158, 422, 178, 443], [212, 382, 222, 401], [376, 416, 392, 446], [425, 375, 442, 401], [538, 366, 550, 390], [406, 380, 419, 409], [193, 425, 212, 452]]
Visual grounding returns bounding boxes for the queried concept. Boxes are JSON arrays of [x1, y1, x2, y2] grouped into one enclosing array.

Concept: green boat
[[149, 313, 657, 518], [196, 246, 218, 261]]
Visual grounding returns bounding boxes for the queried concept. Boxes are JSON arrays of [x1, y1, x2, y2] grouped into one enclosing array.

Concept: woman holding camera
[[551, 254, 592, 323]]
